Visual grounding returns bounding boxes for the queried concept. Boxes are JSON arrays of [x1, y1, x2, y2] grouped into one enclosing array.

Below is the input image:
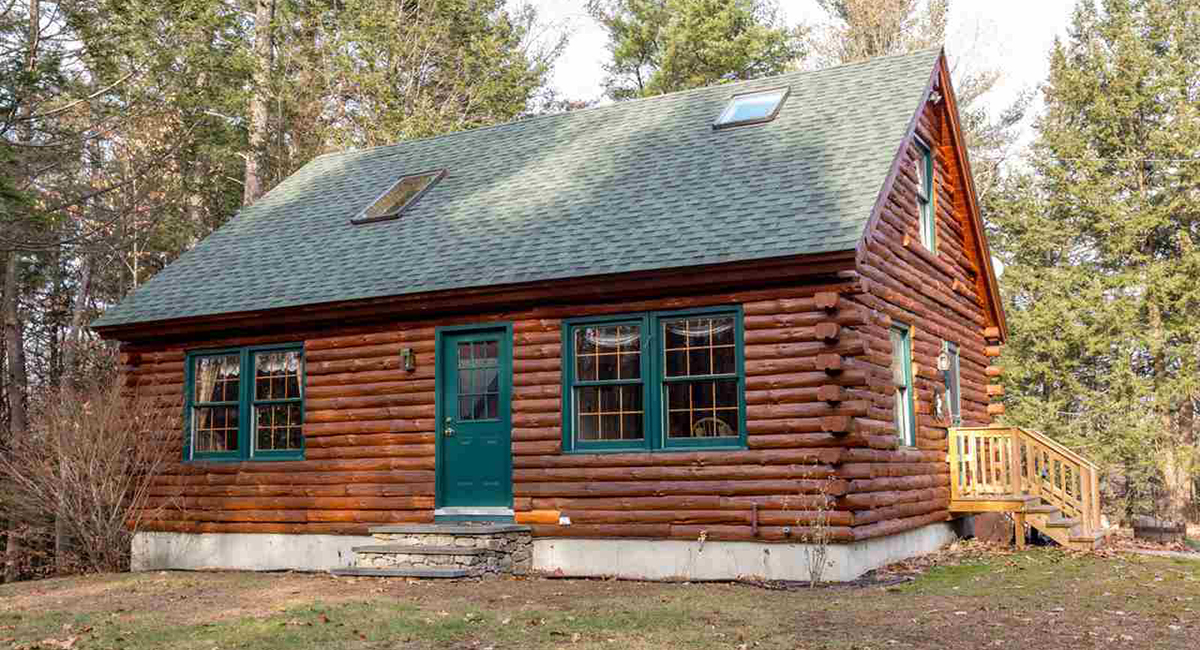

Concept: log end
[[815, 322, 841, 342], [814, 354, 844, 374], [814, 291, 840, 311], [817, 385, 845, 403]]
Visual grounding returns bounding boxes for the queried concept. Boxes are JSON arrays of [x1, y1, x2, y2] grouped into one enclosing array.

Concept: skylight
[[713, 87, 790, 129], [350, 169, 445, 225]]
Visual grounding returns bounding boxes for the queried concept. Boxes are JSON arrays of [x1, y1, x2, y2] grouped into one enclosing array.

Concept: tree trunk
[[243, 0, 276, 206], [2, 254, 27, 440], [60, 254, 92, 381], [2, 253, 27, 584]]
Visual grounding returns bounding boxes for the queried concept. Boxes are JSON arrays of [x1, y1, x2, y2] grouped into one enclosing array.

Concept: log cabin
[[92, 48, 1104, 582]]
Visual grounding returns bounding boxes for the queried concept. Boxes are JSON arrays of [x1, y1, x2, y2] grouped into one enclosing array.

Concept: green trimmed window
[[915, 138, 936, 251], [563, 308, 746, 452], [185, 344, 305, 461], [943, 341, 961, 426], [890, 325, 916, 447]]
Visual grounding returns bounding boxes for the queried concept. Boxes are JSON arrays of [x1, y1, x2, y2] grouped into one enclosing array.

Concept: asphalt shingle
[[93, 49, 940, 329]]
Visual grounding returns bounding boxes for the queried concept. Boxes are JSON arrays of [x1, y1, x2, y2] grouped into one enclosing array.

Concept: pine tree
[[990, 0, 1200, 520], [587, 0, 806, 100]]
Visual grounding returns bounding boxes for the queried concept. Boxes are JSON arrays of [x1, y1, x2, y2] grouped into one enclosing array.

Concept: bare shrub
[[799, 481, 835, 587], [0, 378, 177, 573]]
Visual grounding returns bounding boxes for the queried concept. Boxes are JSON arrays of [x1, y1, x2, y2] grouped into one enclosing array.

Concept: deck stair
[[331, 523, 533, 579], [948, 426, 1110, 551]]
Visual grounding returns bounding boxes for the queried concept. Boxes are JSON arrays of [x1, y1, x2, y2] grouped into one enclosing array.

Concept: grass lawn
[[1, 544, 1197, 649]]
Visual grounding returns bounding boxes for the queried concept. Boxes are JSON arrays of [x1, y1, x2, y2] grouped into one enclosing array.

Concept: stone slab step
[[352, 544, 488, 556], [331, 566, 475, 579], [369, 524, 531, 536]]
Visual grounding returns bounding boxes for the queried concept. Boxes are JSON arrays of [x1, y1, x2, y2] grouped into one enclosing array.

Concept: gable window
[[713, 87, 789, 129], [915, 138, 936, 251], [890, 325, 916, 447], [943, 341, 961, 426], [350, 169, 445, 225], [185, 344, 305, 461], [563, 308, 745, 452]]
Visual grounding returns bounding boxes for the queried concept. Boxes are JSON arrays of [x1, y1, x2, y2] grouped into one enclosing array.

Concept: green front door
[[437, 327, 513, 509]]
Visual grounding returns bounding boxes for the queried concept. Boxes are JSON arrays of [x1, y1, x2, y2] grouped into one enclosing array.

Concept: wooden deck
[[948, 426, 1110, 550]]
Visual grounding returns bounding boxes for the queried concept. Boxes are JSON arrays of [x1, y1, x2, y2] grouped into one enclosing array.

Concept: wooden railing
[[949, 426, 1102, 533]]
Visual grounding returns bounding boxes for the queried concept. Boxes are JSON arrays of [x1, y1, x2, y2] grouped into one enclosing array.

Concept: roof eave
[[93, 250, 858, 343]]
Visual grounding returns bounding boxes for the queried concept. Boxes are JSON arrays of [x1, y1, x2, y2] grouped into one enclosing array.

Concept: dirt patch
[[0, 543, 1197, 649]]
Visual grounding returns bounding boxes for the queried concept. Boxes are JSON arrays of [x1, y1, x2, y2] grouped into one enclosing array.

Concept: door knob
[[444, 416, 456, 437]]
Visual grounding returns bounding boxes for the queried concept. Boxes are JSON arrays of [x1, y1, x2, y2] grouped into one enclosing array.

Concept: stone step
[[369, 524, 531, 536], [352, 544, 488, 556], [331, 566, 475, 579]]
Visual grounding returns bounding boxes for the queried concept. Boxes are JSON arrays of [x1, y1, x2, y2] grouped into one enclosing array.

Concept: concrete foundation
[[132, 522, 956, 581], [532, 522, 958, 583], [131, 532, 374, 572]]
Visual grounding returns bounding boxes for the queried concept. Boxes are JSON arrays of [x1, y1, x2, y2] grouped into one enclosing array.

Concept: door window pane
[[457, 340, 500, 421]]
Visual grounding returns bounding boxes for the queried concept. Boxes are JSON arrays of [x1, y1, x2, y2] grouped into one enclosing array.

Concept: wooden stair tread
[[331, 567, 476, 579], [1022, 504, 1059, 514], [1045, 517, 1079, 528]]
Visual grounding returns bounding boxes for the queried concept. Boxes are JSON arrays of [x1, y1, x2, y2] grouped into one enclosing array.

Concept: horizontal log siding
[[129, 277, 888, 541], [844, 81, 995, 541]]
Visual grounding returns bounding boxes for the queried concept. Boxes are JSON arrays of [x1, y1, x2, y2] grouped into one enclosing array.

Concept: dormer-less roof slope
[[94, 48, 943, 331]]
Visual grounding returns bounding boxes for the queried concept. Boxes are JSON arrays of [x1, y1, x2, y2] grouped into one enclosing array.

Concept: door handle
[[444, 416, 456, 438]]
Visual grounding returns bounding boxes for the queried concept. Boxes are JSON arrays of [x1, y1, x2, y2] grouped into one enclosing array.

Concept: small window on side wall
[[713, 87, 789, 129], [890, 325, 916, 447], [915, 138, 936, 251], [943, 341, 961, 426]]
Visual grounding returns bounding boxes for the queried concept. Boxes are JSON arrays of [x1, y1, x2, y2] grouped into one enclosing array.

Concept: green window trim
[[183, 343, 306, 462], [915, 137, 936, 252], [943, 340, 961, 427], [561, 307, 747, 453], [891, 324, 917, 448]]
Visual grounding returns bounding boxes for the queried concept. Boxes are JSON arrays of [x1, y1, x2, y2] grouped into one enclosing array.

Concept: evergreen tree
[[990, 0, 1200, 520], [587, 0, 806, 100]]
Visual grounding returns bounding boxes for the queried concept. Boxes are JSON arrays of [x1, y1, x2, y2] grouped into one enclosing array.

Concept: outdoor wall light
[[400, 347, 416, 372]]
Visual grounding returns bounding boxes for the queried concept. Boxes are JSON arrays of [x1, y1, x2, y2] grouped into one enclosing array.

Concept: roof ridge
[[315, 47, 945, 164]]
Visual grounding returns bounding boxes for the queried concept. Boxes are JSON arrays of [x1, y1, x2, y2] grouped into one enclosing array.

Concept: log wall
[[131, 278, 886, 542], [841, 70, 1001, 541]]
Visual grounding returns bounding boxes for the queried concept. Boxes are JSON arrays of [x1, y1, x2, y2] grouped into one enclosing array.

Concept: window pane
[[194, 355, 240, 403], [718, 89, 787, 125], [254, 403, 303, 452], [194, 406, 239, 452], [665, 378, 739, 438], [575, 385, 643, 441], [254, 350, 303, 401], [663, 317, 736, 377], [574, 325, 640, 381]]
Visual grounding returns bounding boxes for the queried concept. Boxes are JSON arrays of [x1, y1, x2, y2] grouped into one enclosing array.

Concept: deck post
[[1014, 512, 1026, 550]]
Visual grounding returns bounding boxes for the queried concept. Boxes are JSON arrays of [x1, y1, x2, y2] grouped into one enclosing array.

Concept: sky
[[527, 0, 1080, 142]]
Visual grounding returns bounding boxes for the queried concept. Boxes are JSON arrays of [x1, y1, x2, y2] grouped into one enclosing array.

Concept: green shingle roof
[[93, 49, 940, 330]]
